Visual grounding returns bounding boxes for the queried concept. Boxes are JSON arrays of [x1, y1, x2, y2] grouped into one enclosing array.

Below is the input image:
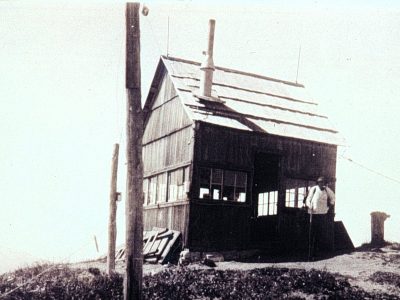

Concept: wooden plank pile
[[115, 227, 181, 264]]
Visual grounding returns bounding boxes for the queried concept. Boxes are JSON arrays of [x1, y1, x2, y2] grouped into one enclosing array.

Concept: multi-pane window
[[258, 191, 278, 216], [199, 167, 247, 202], [285, 179, 315, 208], [143, 166, 190, 206], [168, 166, 190, 202]]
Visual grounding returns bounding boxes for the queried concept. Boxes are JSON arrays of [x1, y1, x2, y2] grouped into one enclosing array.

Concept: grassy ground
[[1, 243, 399, 299], [0, 263, 399, 299]]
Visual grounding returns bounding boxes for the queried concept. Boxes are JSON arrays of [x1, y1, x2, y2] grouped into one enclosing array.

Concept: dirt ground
[[214, 248, 400, 296], [74, 244, 400, 297]]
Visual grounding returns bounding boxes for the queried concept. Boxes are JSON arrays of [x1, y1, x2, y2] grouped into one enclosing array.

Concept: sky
[[1, 1, 400, 272]]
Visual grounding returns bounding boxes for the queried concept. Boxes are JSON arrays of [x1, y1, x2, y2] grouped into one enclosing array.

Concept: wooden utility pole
[[124, 2, 144, 299], [107, 143, 119, 275]]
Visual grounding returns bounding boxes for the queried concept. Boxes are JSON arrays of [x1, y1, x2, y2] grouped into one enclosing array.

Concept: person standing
[[305, 176, 335, 258]]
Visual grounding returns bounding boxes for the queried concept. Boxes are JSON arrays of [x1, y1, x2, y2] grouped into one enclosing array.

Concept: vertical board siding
[[151, 74, 177, 109], [143, 96, 192, 144], [142, 74, 194, 175], [189, 203, 252, 251], [143, 126, 193, 174], [142, 72, 193, 248], [143, 74, 192, 145], [144, 203, 190, 245], [196, 123, 336, 180], [188, 122, 337, 251]]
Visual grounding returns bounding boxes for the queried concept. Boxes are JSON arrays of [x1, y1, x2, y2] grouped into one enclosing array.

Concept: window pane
[[258, 203, 263, 216], [285, 188, 296, 207], [143, 178, 149, 205], [200, 188, 210, 199], [168, 171, 177, 202], [199, 167, 210, 199], [222, 186, 234, 201], [178, 184, 185, 200], [200, 168, 211, 184], [212, 188, 220, 200], [235, 187, 246, 202], [183, 166, 190, 196], [211, 169, 222, 200], [211, 169, 223, 184], [149, 176, 157, 204], [157, 173, 167, 203], [298, 187, 306, 206], [222, 170, 234, 200], [176, 169, 184, 185], [224, 170, 235, 186], [236, 171, 247, 187], [257, 191, 278, 216]]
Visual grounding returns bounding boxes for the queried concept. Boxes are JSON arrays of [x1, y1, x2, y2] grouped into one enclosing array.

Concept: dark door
[[252, 153, 280, 246]]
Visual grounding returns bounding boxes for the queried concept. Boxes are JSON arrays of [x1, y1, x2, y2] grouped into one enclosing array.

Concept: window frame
[[284, 178, 316, 209], [197, 167, 248, 203], [143, 165, 191, 207], [257, 190, 278, 216]]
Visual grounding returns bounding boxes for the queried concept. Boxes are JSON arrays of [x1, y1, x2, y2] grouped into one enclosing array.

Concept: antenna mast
[[166, 16, 170, 56], [296, 45, 301, 84]]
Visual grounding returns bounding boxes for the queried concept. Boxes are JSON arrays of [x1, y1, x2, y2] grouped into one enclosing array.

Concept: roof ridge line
[[162, 55, 305, 88], [171, 74, 315, 105]]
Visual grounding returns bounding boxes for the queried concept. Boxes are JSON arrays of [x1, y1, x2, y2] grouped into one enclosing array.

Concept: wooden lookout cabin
[[141, 21, 351, 256]]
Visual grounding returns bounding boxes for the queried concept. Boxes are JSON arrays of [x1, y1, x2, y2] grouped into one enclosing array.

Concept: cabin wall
[[188, 122, 337, 251], [142, 73, 194, 246], [194, 122, 337, 179]]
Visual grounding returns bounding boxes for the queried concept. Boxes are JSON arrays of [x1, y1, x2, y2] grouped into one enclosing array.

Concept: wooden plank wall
[[142, 73, 194, 245], [144, 203, 190, 235], [143, 127, 193, 175], [195, 122, 337, 181], [188, 122, 337, 251], [189, 202, 252, 251], [143, 74, 194, 176]]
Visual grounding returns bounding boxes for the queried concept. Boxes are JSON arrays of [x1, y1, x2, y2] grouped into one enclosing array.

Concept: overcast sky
[[1, 1, 400, 271]]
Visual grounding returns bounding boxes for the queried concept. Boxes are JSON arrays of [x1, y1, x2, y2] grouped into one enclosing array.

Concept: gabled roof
[[144, 56, 344, 146]]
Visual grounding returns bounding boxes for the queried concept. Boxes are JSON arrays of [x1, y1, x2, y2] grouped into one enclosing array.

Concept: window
[[144, 166, 190, 205], [148, 176, 157, 205], [157, 173, 167, 203], [168, 166, 190, 202], [285, 188, 296, 207], [199, 167, 247, 202], [258, 191, 278, 216], [235, 171, 247, 202], [199, 168, 211, 199], [211, 169, 223, 200], [285, 179, 315, 208]]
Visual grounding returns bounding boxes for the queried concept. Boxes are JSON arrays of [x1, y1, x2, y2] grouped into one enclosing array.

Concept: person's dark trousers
[[310, 214, 334, 258]]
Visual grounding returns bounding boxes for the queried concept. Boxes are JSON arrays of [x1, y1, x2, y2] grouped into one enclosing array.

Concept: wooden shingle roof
[[145, 56, 344, 145]]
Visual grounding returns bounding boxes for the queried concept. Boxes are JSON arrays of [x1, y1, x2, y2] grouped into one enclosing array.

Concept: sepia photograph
[[1, 0, 399, 298]]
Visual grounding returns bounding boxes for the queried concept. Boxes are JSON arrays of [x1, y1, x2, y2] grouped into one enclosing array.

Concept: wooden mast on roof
[[124, 2, 144, 299]]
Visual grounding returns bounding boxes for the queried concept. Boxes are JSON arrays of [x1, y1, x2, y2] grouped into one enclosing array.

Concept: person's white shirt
[[305, 185, 335, 214]]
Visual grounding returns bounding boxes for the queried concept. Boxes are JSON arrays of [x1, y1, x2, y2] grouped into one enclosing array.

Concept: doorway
[[252, 152, 281, 245]]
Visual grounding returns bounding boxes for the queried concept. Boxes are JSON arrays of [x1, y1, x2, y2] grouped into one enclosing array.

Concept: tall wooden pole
[[124, 2, 144, 299], [107, 143, 119, 275]]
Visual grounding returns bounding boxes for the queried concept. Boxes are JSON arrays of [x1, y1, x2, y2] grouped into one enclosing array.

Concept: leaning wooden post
[[124, 2, 144, 300], [107, 143, 119, 275]]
